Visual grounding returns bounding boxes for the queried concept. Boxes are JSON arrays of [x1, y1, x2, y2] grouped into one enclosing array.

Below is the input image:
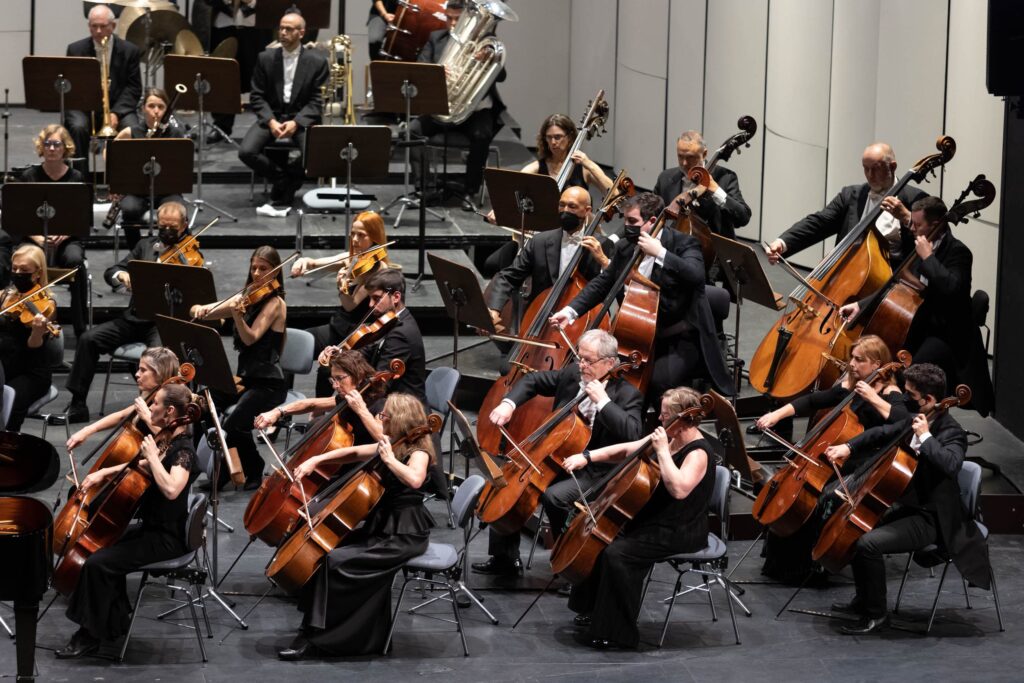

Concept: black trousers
[[119, 193, 184, 249], [648, 331, 703, 407], [851, 506, 938, 618], [51, 239, 89, 337], [65, 316, 159, 402], [209, 25, 268, 135], [238, 125, 307, 202], [1, 360, 50, 433], [64, 110, 139, 174], [409, 108, 496, 195], [211, 381, 287, 483]]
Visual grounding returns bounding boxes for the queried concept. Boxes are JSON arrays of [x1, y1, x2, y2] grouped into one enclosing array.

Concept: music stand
[[303, 125, 391, 246], [164, 54, 242, 224], [710, 233, 784, 397], [1, 183, 92, 266], [107, 138, 195, 238], [370, 60, 451, 229], [255, 0, 331, 29], [128, 261, 217, 322], [428, 252, 496, 369], [22, 56, 101, 124]]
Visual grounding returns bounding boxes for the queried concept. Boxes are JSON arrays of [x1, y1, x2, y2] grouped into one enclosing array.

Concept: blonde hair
[[384, 393, 435, 463], [34, 124, 75, 159], [850, 334, 892, 366], [661, 386, 703, 426], [140, 347, 181, 384], [12, 244, 48, 286]]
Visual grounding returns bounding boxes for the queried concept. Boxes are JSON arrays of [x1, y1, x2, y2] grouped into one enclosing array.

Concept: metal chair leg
[[925, 562, 951, 634], [526, 509, 547, 570], [894, 552, 915, 614], [185, 584, 208, 662], [962, 575, 973, 609], [990, 567, 1005, 632], [100, 355, 115, 414], [657, 571, 685, 648], [383, 577, 412, 654], [119, 572, 149, 662]]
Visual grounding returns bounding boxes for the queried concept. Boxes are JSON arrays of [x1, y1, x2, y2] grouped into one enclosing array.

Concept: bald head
[[88, 4, 116, 43], [558, 186, 592, 232], [862, 142, 897, 193]]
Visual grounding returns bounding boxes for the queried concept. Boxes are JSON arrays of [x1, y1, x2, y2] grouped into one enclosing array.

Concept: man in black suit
[[65, 4, 142, 171], [550, 192, 734, 404], [824, 363, 991, 634], [358, 268, 426, 405], [472, 329, 644, 575], [239, 10, 329, 212], [485, 186, 610, 331], [653, 130, 751, 239], [766, 142, 927, 266], [203, 0, 270, 142], [840, 196, 995, 416]]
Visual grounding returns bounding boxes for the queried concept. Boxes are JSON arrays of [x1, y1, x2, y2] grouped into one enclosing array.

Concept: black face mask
[[623, 224, 642, 242], [559, 211, 582, 233], [159, 228, 180, 247], [11, 272, 35, 293]]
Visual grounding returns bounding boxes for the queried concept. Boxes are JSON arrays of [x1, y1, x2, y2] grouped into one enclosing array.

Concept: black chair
[[971, 289, 991, 354]]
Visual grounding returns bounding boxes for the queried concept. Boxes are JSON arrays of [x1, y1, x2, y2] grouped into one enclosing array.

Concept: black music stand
[[428, 253, 496, 370], [164, 54, 241, 224], [1, 182, 92, 265], [107, 138, 195, 239], [128, 261, 217, 322], [22, 56, 101, 123], [255, 0, 331, 28]]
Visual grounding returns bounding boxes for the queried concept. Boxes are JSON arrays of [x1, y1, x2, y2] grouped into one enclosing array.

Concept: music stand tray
[[129, 261, 217, 323], [155, 314, 237, 395], [710, 233, 782, 311], [304, 125, 392, 180], [255, 0, 330, 29], [1, 183, 92, 238], [22, 56, 101, 112], [485, 168, 561, 232], [369, 61, 449, 117], [448, 400, 505, 488], [107, 138, 195, 196], [163, 55, 241, 114]]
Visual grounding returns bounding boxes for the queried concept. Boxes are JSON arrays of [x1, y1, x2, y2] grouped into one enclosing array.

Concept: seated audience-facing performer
[[203, 0, 270, 143]]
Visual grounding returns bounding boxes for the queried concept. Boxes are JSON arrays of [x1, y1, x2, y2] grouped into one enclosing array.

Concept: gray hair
[[678, 130, 706, 150], [157, 201, 188, 225], [579, 329, 619, 360], [89, 4, 116, 23]]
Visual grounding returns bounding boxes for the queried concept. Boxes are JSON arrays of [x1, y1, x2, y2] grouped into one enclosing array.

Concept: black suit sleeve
[[779, 187, 852, 257], [249, 53, 275, 125], [294, 54, 330, 129], [593, 382, 643, 442], [486, 239, 536, 311], [504, 369, 562, 406], [111, 42, 142, 118], [918, 422, 966, 478], [919, 242, 972, 299], [659, 232, 706, 287], [693, 168, 751, 237], [653, 168, 674, 206], [568, 239, 631, 316], [846, 419, 907, 459], [104, 239, 148, 288]]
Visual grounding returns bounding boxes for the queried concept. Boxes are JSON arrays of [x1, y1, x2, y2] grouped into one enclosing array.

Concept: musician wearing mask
[[240, 10, 329, 215], [65, 4, 142, 171], [839, 197, 995, 416], [765, 142, 927, 266], [485, 186, 611, 332], [473, 329, 643, 576], [565, 386, 716, 650], [110, 88, 188, 249], [192, 246, 288, 491], [550, 192, 734, 404], [56, 383, 199, 659], [0, 244, 61, 432], [277, 392, 436, 660], [823, 363, 991, 635], [653, 131, 751, 240], [203, 0, 269, 143], [64, 202, 197, 424]]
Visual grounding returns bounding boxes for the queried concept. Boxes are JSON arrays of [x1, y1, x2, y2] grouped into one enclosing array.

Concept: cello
[[812, 385, 971, 574], [549, 395, 714, 584], [748, 136, 956, 399]]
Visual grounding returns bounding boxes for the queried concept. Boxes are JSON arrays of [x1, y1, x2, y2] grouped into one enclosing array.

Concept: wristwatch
[[582, 449, 592, 464]]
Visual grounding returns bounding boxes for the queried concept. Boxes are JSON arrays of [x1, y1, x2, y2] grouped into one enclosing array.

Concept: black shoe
[[278, 635, 318, 661], [830, 598, 865, 616], [243, 477, 263, 491], [572, 614, 591, 628], [571, 629, 618, 650], [745, 423, 761, 435], [471, 556, 523, 576], [556, 583, 573, 597], [205, 129, 226, 145], [55, 628, 99, 659], [840, 613, 890, 635], [64, 401, 90, 424]]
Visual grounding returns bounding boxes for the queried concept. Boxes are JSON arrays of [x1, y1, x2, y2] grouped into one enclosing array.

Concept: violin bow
[[298, 241, 396, 278], [158, 216, 219, 264], [193, 252, 299, 320], [258, 429, 315, 533], [0, 267, 79, 316], [760, 426, 853, 502]]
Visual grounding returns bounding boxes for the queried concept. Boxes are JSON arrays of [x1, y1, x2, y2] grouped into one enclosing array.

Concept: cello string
[[258, 429, 315, 533]]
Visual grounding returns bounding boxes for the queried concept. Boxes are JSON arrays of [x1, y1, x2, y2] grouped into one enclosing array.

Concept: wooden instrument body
[[861, 275, 925, 355], [381, 0, 446, 60], [610, 277, 659, 393], [674, 211, 715, 267]]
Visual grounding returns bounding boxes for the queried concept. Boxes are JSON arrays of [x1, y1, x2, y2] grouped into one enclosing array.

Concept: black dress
[[0, 316, 59, 432], [65, 435, 197, 640], [297, 457, 435, 656], [568, 438, 715, 648], [537, 158, 587, 190]]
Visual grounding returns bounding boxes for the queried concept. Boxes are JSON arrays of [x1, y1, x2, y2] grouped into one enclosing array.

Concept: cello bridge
[[509, 361, 537, 374], [788, 296, 818, 319]]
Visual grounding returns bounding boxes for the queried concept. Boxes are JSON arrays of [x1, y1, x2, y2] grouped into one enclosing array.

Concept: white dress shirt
[[282, 45, 301, 102]]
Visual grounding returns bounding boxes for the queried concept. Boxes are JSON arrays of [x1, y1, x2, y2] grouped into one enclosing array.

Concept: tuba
[[318, 35, 356, 125], [432, 1, 517, 125], [95, 36, 118, 139]]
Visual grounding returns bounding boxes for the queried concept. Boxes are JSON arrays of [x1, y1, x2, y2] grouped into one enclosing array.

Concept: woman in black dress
[[279, 392, 435, 660], [56, 383, 199, 658], [192, 246, 288, 490], [562, 386, 716, 650]]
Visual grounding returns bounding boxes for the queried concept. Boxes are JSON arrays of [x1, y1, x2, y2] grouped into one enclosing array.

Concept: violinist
[[822, 363, 991, 635], [764, 142, 927, 266], [565, 386, 715, 650], [839, 196, 995, 416], [549, 192, 734, 403], [110, 87, 188, 249], [473, 329, 642, 577], [0, 244, 61, 432], [56, 383, 199, 659], [278, 393, 435, 660], [64, 202, 195, 424], [192, 246, 288, 490]]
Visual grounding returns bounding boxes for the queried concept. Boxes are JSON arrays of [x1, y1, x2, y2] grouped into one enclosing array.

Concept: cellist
[[564, 386, 716, 650], [822, 363, 991, 635], [56, 383, 200, 659]]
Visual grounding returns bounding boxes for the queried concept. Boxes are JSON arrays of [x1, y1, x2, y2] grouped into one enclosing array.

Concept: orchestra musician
[[565, 386, 715, 650], [277, 392, 436, 660], [764, 142, 927, 266], [55, 383, 199, 659], [64, 202, 197, 424], [653, 130, 751, 239], [192, 246, 288, 491], [549, 192, 734, 404], [110, 88, 188, 249], [523, 114, 613, 194], [839, 196, 995, 416], [0, 244, 62, 432], [367, 0, 399, 61], [823, 363, 991, 635], [472, 329, 643, 577], [203, 0, 269, 143]]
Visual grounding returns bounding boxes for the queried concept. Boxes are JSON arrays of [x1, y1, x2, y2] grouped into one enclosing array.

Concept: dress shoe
[[572, 614, 591, 628], [243, 477, 263, 491], [556, 583, 573, 597], [840, 613, 890, 635], [205, 129, 227, 145], [55, 628, 99, 659], [830, 598, 866, 616], [745, 423, 762, 435], [471, 556, 523, 576], [63, 401, 90, 425], [572, 629, 619, 650], [278, 635, 318, 661]]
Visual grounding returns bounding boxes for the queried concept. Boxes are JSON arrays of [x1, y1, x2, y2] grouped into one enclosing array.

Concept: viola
[[1, 283, 60, 337], [549, 395, 714, 583], [265, 413, 443, 593]]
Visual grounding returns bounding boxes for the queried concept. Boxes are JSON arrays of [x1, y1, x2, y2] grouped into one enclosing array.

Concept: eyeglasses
[[377, 411, 390, 420], [279, 26, 301, 33], [328, 374, 351, 386], [545, 133, 567, 142], [578, 355, 613, 367], [43, 140, 64, 149]]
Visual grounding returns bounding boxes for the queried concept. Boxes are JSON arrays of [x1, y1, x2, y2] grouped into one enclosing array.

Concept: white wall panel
[[345, 0, 371, 104], [569, 0, 617, 167], [663, 0, 705, 172], [34, 0, 84, 60], [0, 0, 32, 103]]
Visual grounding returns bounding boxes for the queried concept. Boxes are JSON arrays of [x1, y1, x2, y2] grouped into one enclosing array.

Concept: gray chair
[[276, 328, 317, 448], [425, 367, 460, 526], [1, 385, 14, 430], [100, 342, 148, 414], [24, 333, 69, 441], [892, 460, 1004, 633], [640, 465, 744, 646], [119, 493, 211, 663], [384, 474, 497, 657]]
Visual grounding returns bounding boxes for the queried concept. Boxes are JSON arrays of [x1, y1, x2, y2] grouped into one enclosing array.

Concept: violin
[[1, 283, 60, 337], [340, 245, 389, 295], [238, 277, 281, 312], [157, 216, 218, 269], [319, 310, 400, 366], [266, 413, 443, 593]]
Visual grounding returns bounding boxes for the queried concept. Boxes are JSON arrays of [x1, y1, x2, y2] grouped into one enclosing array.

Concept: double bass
[[748, 136, 956, 399]]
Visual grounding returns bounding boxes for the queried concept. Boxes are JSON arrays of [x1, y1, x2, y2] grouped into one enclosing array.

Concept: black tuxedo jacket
[[66, 35, 142, 119], [847, 412, 991, 588], [249, 46, 329, 129], [780, 182, 927, 260], [364, 308, 427, 405], [105, 235, 172, 323], [418, 28, 506, 117], [567, 229, 733, 395], [505, 364, 643, 450], [652, 164, 751, 239]]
